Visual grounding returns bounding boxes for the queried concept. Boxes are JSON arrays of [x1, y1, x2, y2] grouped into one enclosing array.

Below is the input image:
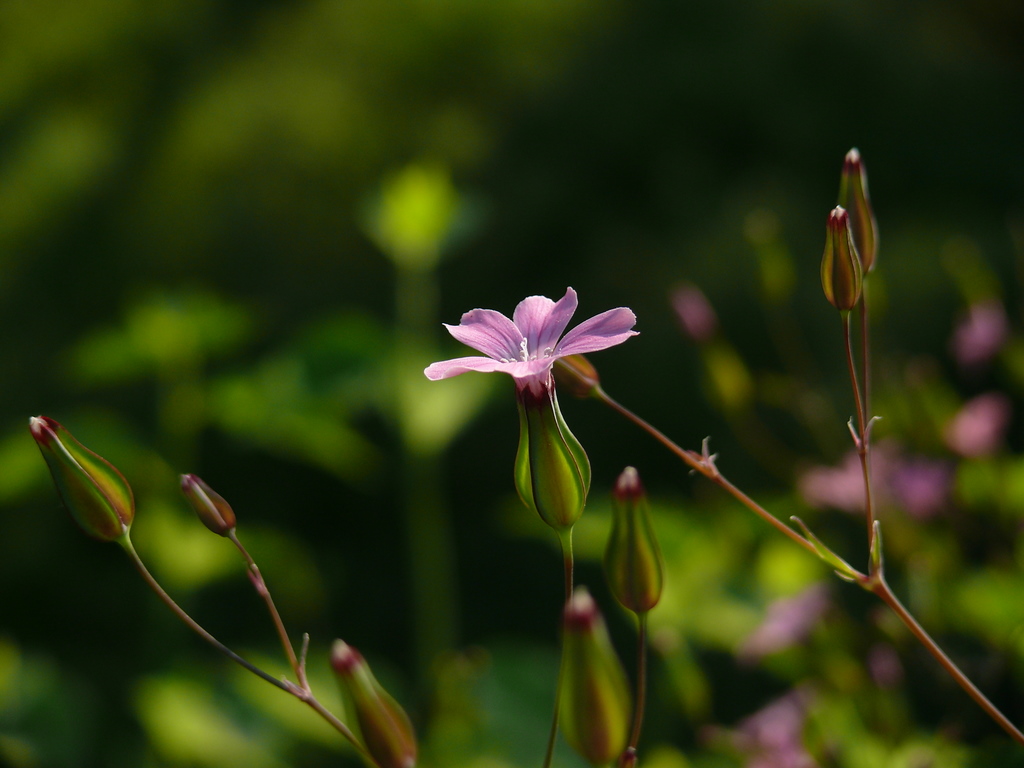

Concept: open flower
[[426, 288, 637, 533], [424, 287, 637, 397]]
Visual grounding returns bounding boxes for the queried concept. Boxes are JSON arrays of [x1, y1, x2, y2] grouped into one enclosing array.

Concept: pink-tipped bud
[[29, 416, 134, 542], [838, 148, 878, 273], [820, 206, 863, 313], [331, 641, 417, 768], [604, 467, 664, 615], [180, 474, 236, 535], [560, 588, 631, 767], [554, 354, 601, 399]]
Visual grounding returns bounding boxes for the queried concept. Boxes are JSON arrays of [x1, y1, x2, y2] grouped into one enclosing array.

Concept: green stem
[[627, 612, 649, 751], [542, 529, 575, 768], [396, 264, 459, 681]]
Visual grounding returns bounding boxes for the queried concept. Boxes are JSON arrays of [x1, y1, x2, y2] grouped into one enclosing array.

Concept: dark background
[[2, 0, 1024, 766]]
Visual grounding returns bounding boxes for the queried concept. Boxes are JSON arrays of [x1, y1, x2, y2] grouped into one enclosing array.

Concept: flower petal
[[513, 288, 578, 356], [445, 309, 524, 361], [556, 307, 638, 356], [424, 356, 512, 380]]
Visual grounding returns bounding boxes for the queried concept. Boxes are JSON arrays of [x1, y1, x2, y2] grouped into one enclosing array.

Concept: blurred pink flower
[[424, 287, 637, 397], [888, 456, 953, 520], [950, 300, 1009, 370], [944, 392, 1012, 458], [867, 643, 904, 689], [672, 283, 718, 343], [739, 584, 830, 662], [733, 688, 818, 768], [797, 451, 866, 513], [799, 442, 952, 519]]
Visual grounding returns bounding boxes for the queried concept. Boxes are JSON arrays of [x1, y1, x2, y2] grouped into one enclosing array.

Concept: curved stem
[[871, 575, 1024, 746], [119, 534, 290, 692], [593, 387, 818, 558], [542, 529, 575, 768], [119, 534, 374, 761]]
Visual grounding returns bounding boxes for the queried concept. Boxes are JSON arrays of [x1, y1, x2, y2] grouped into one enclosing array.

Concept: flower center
[[499, 341, 556, 364]]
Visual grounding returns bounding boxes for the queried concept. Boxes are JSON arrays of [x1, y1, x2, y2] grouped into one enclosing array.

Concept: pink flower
[[944, 392, 1013, 458], [739, 584, 830, 662], [950, 300, 1009, 370], [672, 283, 718, 343], [424, 287, 637, 396], [732, 688, 818, 768], [888, 457, 953, 520]]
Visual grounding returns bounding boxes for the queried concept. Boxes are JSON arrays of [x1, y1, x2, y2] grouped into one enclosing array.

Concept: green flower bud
[[820, 206, 863, 313], [554, 354, 601, 399], [29, 416, 134, 542], [560, 588, 631, 767], [838, 148, 878, 273], [331, 641, 417, 768], [180, 474, 236, 535], [514, 385, 591, 532], [604, 467, 664, 615]]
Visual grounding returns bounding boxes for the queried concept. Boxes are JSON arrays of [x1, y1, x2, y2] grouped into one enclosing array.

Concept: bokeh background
[[3, 0, 1024, 766]]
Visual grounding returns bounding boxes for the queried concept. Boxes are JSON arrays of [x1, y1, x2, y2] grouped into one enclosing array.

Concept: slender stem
[[119, 534, 374, 761], [627, 612, 649, 751], [594, 387, 818, 558], [227, 529, 303, 685], [842, 313, 877, 562], [871, 575, 1024, 746], [841, 314, 867, 439], [542, 529, 575, 768], [119, 534, 290, 692], [859, 288, 871, 423], [595, 373, 1024, 745]]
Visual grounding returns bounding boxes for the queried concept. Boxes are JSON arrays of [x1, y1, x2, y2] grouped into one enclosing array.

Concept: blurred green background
[[2, 0, 1024, 766]]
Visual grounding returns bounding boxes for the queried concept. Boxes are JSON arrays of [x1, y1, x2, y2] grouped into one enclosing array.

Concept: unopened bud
[[604, 467, 664, 614], [514, 386, 591, 532], [560, 588, 631, 767], [180, 474, 236, 535], [618, 747, 638, 768], [820, 206, 863, 312], [554, 354, 601, 399], [331, 641, 417, 768], [838, 148, 878, 273], [29, 416, 134, 542]]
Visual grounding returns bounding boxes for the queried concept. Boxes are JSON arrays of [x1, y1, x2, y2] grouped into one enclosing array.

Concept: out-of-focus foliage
[[3, 0, 1024, 765]]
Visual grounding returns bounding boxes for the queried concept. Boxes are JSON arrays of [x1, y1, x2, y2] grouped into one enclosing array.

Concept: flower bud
[[604, 467, 664, 615], [820, 206, 863, 313], [29, 416, 134, 542], [554, 354, 601, 399], [560, 588, 631, 767], [514, 386, 591, 532], [180, 474, 236, 535], [330, 641, 417, 768], [838, 148, 878, 273]]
